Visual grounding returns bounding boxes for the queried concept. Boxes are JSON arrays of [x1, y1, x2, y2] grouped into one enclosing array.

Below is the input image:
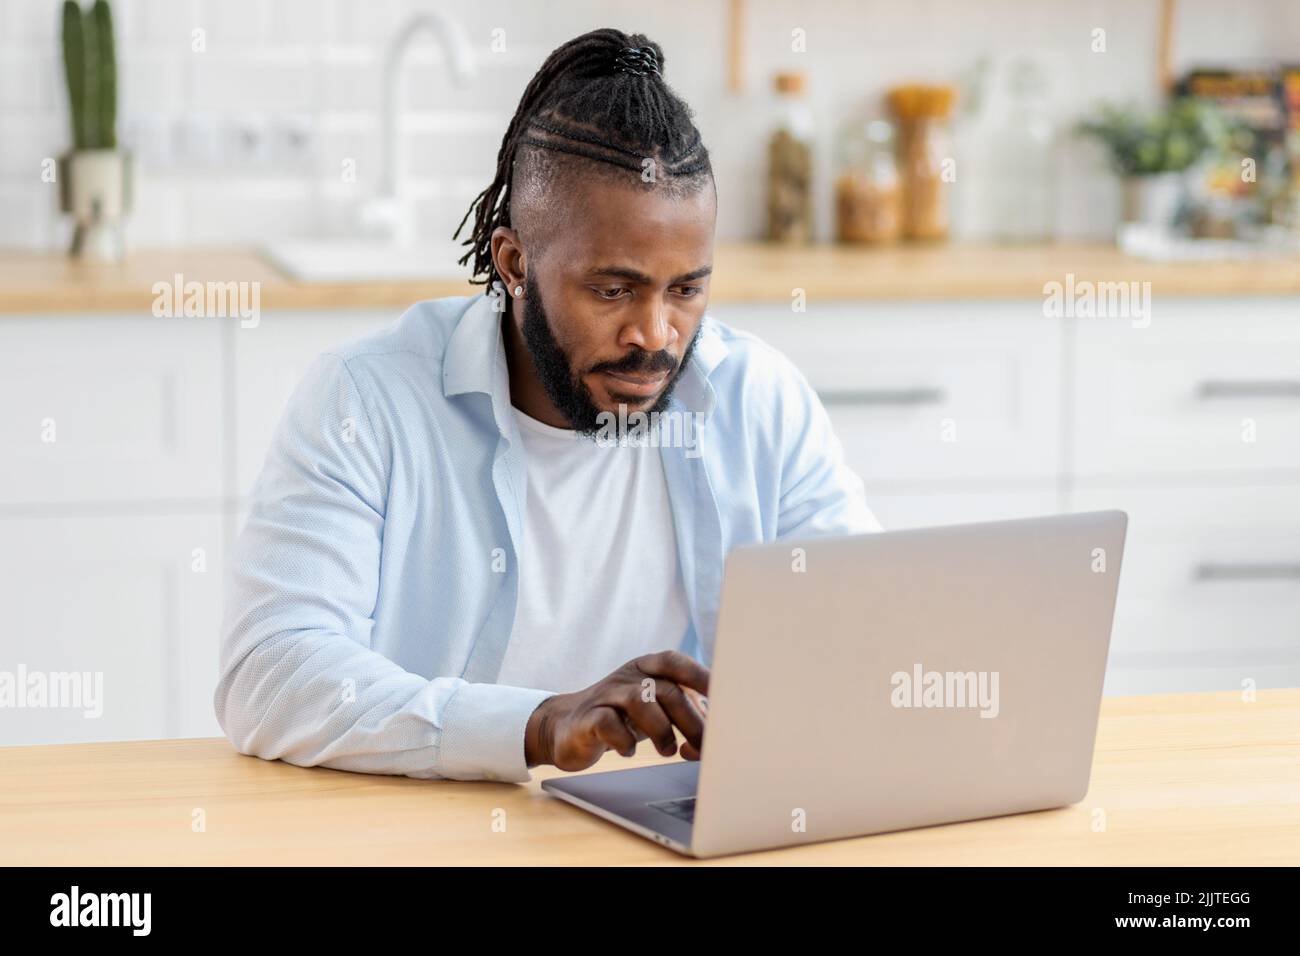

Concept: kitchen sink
[[262, 240, 470, 282]]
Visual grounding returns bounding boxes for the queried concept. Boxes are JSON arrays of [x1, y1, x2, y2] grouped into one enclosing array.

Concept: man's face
[[515, 177, 716, 434]]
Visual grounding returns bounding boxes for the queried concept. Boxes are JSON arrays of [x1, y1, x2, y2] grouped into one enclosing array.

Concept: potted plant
[[58, 0, 130, 261], [1077, 100, 1212, 228]]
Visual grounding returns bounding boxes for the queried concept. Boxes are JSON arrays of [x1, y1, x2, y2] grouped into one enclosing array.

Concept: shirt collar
[[441, 291, 730, 417], [442, 292, 507, 400]]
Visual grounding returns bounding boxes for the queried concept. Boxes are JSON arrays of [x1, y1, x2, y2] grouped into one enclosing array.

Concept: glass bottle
[[987, 57, 1056, 242], [766, 71, 815, 243]]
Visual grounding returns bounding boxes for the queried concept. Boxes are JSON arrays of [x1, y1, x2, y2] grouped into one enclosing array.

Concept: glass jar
[[889, 85, 956, 241], [987, 58, 1056, 242], [766, 71, 815, 243], [835, 119, 902, 243]]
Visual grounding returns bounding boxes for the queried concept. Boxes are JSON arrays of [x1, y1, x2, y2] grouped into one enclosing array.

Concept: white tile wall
[[2, 0, 1298, 250]]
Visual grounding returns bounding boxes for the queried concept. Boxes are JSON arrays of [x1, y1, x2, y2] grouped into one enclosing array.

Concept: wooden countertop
[[2, 242, 1299, 314], [2, 688, 1297, 865]]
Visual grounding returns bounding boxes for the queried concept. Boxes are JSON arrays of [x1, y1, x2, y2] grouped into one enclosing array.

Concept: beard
[[518, 272, 700, 437]]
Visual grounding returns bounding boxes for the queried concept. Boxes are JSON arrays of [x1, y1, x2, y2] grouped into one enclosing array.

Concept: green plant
[[61, 0, 117, 150], [1077, 99, 1214, 177]]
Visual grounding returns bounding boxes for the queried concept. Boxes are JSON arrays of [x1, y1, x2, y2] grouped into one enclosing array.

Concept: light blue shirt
[[215, 292, 879, 783]]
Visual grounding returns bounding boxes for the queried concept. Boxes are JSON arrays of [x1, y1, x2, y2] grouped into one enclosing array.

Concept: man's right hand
[[524, 650, 710, 772]]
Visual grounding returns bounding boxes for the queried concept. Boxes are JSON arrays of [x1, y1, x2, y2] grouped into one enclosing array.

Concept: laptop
[[541, 510, 1128, 858]]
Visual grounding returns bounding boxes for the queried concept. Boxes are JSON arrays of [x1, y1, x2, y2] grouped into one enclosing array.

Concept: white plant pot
[[58, 149, 133, 261], [1121, 172, 1183, 229]]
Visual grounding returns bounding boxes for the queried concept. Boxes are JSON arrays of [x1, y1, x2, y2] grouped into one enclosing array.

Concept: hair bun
[[612, 45, 660, 77]]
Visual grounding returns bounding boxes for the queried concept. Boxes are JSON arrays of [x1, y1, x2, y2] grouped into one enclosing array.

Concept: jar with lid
[[835, 119, 902, 243], [888, 85, 956, 241], [766, 71, 815, 243]]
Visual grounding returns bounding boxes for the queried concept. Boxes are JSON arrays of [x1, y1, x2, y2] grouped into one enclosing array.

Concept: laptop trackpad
[[543, 760, 700, 839]]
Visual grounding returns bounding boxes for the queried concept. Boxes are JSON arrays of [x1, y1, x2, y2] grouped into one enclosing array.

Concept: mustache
[[589, 348, 679, 376]]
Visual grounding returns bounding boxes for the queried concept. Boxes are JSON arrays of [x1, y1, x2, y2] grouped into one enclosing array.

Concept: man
[[215, 28, 878, 783]]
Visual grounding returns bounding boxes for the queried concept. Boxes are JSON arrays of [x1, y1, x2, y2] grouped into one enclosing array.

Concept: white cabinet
[[0, 513, 225, 745], [233, 310, 395, 496], [1072, 486, 1300, 695], [1072, 298, 1300, 479], [0, 315, 223, 504], [1067, 299, 1300, 693], [710, 301, 1061, 485], [0, 307, 399, 750]]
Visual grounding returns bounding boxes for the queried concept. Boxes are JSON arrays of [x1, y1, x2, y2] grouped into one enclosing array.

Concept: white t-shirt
[[496, 407, 691, 693]]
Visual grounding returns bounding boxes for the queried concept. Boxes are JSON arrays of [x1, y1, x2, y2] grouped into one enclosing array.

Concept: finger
[[652, 680, 706, 752], [636, 650, 710, 696], [618, 691, 678, 757], [680, 740, 701, 761], [622, 715, 648, 741], [683, 686, 709, 717], [588, 707, 638, 758]]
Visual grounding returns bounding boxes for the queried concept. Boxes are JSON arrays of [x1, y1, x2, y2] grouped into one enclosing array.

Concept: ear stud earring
[[514, 285, 523, 297]]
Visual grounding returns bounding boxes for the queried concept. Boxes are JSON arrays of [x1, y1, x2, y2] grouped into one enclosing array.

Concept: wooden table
[[2, 689, 1297, 865]]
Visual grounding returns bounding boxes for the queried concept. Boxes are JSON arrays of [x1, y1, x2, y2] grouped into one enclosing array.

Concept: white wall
[[3, 0, 1300, 250]]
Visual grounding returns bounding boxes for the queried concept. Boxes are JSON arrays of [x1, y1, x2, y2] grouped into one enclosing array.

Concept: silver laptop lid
[[691, 511, 1127, 858]]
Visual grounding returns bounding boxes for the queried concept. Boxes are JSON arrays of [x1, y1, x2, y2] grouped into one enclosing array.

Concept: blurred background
[[2, 0, 1299, 747], [5, 0, 1300, 246]]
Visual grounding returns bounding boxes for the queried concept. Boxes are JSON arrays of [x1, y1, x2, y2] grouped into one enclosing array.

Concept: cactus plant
[[91, 0, 116, 149], [61, 1, 87, 149], [61, 0, 117, 151]]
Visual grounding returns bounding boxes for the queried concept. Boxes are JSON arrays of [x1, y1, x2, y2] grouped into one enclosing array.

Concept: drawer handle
[[1194, 562, 1300, 581], [1195, 379, 1300, 399], [817, 387, 947, 407]]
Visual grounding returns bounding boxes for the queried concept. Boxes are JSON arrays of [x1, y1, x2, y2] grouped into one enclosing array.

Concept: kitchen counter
[[2, 242, 1299, 314], [2, 688, 1298, 865]]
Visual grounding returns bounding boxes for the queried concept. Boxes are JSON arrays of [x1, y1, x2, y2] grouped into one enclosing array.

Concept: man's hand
[[524, 651, 710, 771]]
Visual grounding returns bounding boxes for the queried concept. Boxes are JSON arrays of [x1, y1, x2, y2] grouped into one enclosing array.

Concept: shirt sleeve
[[775, 360, 883, 539], [214, 353, 554, 783]]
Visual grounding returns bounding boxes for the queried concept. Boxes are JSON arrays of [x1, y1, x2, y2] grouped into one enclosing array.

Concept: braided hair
[[453, 28, 713, 288]]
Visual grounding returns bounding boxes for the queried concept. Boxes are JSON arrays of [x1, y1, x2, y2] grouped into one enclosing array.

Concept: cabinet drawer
[[1071, 486, 1300, 689], [1073, 299, 1300, 478], [0, 513, 224, 745], [0, 316, 224, 504], [709, 301, 1060, 483]]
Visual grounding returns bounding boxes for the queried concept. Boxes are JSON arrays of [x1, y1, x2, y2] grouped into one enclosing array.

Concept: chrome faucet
[[365, 11, 476, 243]]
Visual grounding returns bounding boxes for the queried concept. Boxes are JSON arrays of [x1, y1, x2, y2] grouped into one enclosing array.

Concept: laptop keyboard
[[648, 796, 697, 823]]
